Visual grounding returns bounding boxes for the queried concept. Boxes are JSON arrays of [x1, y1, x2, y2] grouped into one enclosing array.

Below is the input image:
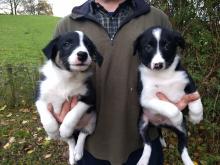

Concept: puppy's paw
[[59, 124, 73, 138], [159, 137, 167, 147], [47, 130, 60, 139], [137, 157, 149, 165], [189, 113, 203, 124], [69, 156, 76, 165], [188, 99, 203, 124], [74, 152, 83, 162], [42, 118, 59, 138], [170, 112, 183, 125]]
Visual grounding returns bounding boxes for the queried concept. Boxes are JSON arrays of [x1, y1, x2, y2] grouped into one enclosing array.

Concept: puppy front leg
[[74, 112, 97, 162], [60, 101, 89, 138], [36, 100, 59, 139], [188, 96, 203, 124], [137, 117, 152, 165], [174, 121, 194, 165], [141, 98, 183, 125], [73, 132, 87, 162], [64, 138, 76, 165]]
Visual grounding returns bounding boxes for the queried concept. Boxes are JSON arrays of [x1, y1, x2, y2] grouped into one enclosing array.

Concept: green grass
[[0, 15, 60, 65]]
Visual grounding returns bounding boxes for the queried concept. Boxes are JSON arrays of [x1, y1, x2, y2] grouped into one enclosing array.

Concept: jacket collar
[[70, 0, 151, 20]]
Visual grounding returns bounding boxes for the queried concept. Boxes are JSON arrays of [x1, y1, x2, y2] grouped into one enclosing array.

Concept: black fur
[[175, 62, 197, 94], [83, 35, 103, 67]]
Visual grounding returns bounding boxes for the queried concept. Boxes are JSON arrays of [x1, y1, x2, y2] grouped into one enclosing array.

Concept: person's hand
[[143, 92, 201, 123], [47, 96, 78, 123], [156, 92, 200, 111]]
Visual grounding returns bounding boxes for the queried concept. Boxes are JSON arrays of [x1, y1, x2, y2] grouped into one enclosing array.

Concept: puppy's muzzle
[[153, 62, 164, 70], [77, 51, 88, 63]]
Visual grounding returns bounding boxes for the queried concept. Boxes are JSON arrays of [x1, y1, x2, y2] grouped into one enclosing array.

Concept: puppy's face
[[134, 27, 185, 70], [43, 31, 103, 72]]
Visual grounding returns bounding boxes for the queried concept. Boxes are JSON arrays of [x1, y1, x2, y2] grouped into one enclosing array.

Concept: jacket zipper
[[109, 8, 149, 42], [83, 15, 115, 45], [81, 7, 149, 45]]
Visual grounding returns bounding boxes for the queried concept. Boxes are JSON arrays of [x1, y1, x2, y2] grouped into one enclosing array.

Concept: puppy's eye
[[63, 42, 72, 48], [164, 44, 169, 50], [144, 44, 153, 51], [161, 41, 169, 50]]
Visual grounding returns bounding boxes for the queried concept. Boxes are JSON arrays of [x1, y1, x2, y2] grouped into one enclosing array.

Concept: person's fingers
[[58, 100, 71, 122], [47, 103, 53, 113], [47, 96, 79, 123], [47, 103, 61, 122], [175, 98, 188, 111], [175, 92, 201, 111], [186, 92, 200, 102], [156, 92, 170, 102], [70, 96, 78, 109]]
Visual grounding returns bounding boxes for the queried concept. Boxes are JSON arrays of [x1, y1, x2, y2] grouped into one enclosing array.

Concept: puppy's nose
[[77, 51, 88, 62], [153, 62, 164, 70]]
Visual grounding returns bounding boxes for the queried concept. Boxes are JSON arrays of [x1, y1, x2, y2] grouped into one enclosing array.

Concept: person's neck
[[95, 0, 126, 12]]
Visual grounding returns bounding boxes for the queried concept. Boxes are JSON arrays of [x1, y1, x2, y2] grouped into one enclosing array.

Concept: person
[[47, 0, 200, 164]]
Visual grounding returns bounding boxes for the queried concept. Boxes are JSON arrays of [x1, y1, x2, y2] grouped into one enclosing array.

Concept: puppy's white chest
[[141, 69, 189, 102], [42, 79, 87, 100]]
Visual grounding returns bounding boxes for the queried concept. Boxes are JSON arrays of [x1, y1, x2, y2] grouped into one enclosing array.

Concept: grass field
[[0, 15, 219, 165], [0, 15, 60, 65]]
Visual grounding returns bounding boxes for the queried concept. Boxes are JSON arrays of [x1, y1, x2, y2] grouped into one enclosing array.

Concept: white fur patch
[[140, 56, 188, 102], [181, 147, 194, 165], [151, 28, 165, 69], [65, 138, 76, 165], [36, 100, 60, 139], [152, 28, 162, 41], [39, 61, 91, 114], [188, 98, 203, 124], [137, 144, 152, 165], [74, 132, 87, 161], [160, 137, 167, 147]]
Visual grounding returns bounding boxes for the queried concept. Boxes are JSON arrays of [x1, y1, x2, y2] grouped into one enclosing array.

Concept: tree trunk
[[9, 0, 14, 15], [13, 0, 17, 15]]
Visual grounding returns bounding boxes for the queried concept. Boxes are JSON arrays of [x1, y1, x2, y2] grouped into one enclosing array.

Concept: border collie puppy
[[133, 26, 203, 165], [35, 31, 103, 165]]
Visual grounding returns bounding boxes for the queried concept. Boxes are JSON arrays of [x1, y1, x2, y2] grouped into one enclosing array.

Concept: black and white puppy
[[133, 26, 203, 165], [35, 31, 103, 165]]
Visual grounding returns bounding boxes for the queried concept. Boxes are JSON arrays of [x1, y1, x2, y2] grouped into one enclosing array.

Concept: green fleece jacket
[[54, 0, 171, 164]]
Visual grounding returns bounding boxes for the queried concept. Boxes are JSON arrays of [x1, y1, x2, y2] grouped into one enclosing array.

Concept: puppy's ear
[[42, 36, 59, 59], [93, 49, 103, 67], [133, 35, 142, 56], [174, 31, 185, 49], [84, 35, 103, 67]]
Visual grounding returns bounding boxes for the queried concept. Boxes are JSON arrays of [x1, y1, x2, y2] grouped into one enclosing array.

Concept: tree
[[21, 0, 37, 15], [0, 0, 53, 15], [36, 0, 53, 15], [0, 0, 23, 15]]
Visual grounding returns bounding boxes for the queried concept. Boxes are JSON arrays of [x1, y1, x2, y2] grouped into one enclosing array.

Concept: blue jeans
[[77, 138, 163, 165]]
